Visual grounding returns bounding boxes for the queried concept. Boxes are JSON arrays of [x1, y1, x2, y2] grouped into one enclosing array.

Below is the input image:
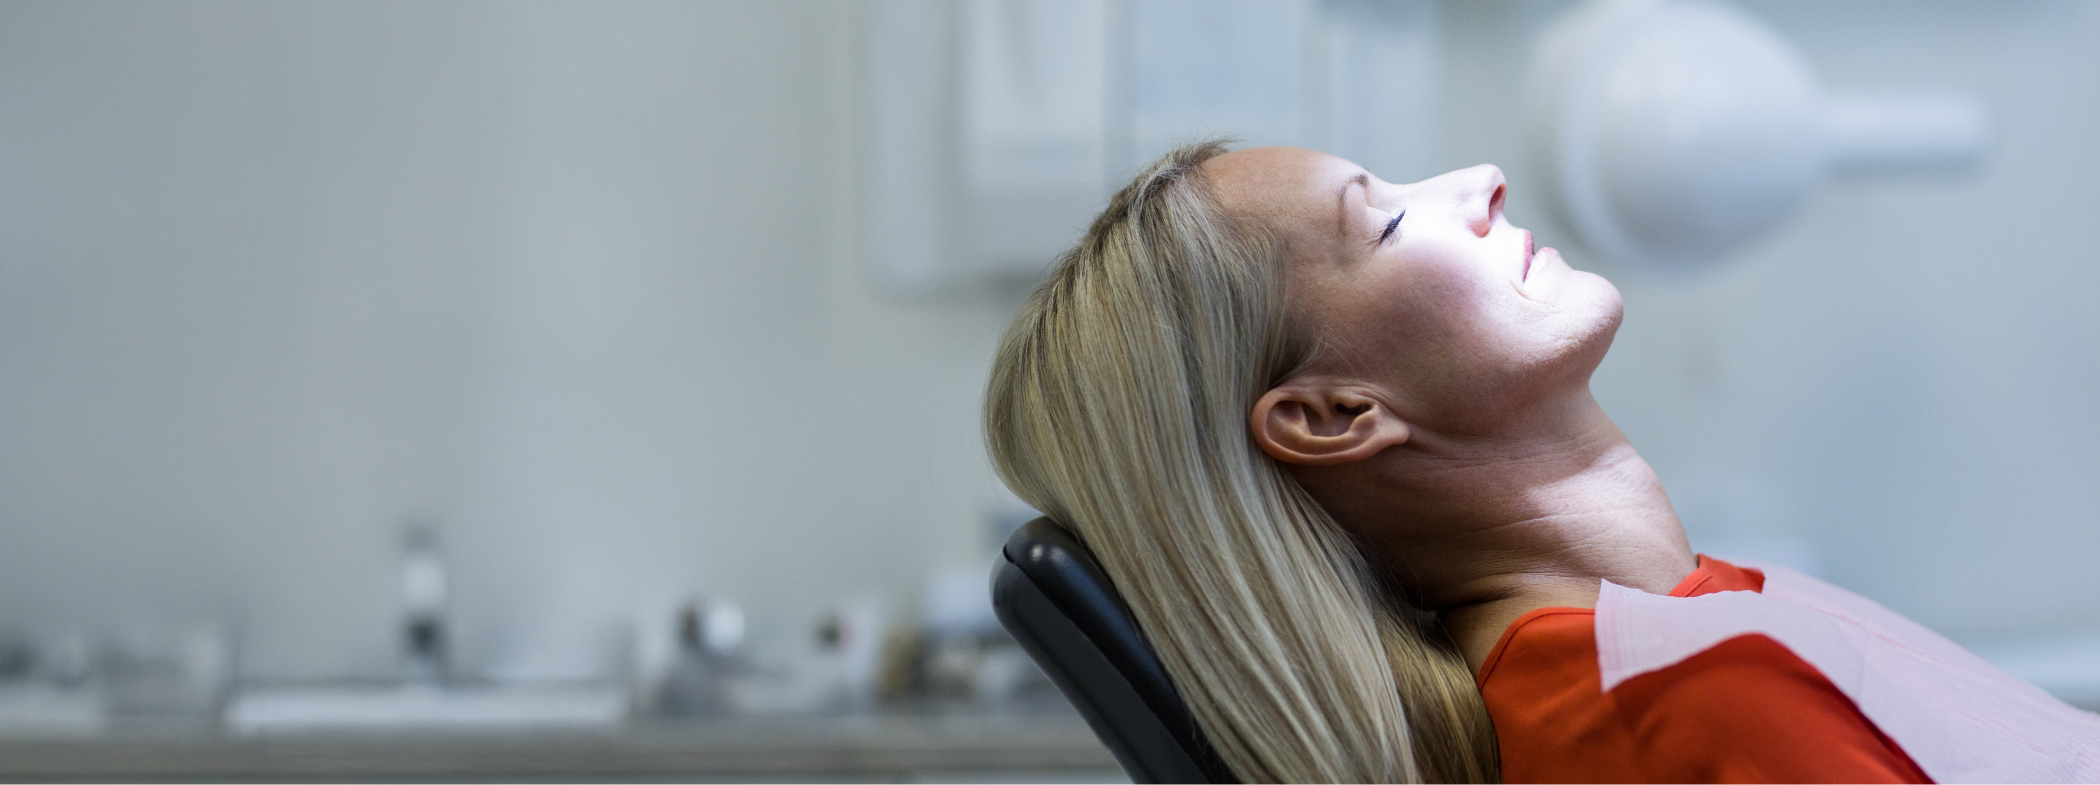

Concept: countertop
[[0, 709, 1124, 783]]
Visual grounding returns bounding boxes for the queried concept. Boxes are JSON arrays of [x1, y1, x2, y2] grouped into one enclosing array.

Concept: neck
[[1310, 390, 1697, 673]]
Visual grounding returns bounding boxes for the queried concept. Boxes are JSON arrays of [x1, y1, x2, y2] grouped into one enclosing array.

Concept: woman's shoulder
[[1476, 557, 1931, 783]]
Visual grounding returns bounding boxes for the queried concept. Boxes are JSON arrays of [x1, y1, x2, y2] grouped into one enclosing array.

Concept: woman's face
[[1205, 147, 1624, 434]]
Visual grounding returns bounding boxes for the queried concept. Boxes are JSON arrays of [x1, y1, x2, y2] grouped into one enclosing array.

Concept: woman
[[983, 142, 1933, 782]]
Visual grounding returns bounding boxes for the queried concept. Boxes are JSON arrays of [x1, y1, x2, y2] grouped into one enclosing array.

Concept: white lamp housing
[[1528, 0, 1991, 273]]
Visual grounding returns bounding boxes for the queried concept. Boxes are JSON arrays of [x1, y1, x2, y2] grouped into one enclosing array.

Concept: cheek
[[1328, 269, 1507, 380], [1368, 258, 1506, 351], [1352, 273, 1588, 410]]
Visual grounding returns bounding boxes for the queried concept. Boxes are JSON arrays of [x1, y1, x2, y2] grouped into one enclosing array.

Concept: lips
[[1522, 230, 1536, 281]]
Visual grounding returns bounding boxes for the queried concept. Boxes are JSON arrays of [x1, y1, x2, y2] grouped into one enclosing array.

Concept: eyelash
[[1375, 209, 1405, 245]]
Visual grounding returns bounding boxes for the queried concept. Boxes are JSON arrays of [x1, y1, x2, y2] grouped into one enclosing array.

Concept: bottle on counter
[[401, 521, 448, 685], [653, 599, 744, 716]]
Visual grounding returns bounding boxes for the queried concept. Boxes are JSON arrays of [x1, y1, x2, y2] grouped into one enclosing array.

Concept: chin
[[1564, 272, 1626, 364], [1594, 279, 1627, 334]]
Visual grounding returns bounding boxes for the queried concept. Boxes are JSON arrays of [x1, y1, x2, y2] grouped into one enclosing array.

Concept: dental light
[[1528, 0, 1991, 273]]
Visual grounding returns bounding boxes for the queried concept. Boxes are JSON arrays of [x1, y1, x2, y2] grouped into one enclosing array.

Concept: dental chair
[[991, 516, 1237, 784]]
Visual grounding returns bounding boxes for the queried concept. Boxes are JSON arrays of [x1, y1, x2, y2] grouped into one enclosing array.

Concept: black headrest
[[991, 517, 1236, 784]]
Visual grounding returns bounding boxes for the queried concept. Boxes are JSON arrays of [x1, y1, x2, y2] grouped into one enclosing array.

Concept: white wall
[[1, 0, 2095, 684], [0, 1, 1016, 681]]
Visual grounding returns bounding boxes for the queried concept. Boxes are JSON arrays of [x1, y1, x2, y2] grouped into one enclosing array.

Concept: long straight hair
[[984, 142, 1499, 783]]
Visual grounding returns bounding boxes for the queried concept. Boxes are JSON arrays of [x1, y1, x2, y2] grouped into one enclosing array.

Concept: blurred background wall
[[0, 0, 2094, 686], [0, 0, 1018, 683]]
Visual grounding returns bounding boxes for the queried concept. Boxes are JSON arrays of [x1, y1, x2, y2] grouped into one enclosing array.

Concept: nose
[[1449, 164, 1506, 238]]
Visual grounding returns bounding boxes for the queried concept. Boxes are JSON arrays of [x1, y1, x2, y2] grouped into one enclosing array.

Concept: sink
[[225, 684, 628, 735]]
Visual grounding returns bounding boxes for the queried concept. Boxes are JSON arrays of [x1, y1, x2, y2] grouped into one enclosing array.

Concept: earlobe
[[1250, 382, 1411, 466]]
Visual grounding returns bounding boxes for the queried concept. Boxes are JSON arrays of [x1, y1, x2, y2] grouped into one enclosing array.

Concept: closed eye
[[1375, 209, 1405, 246]]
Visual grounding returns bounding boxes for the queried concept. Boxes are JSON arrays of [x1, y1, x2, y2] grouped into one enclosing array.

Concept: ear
[[1249, 379, 1411, 466]]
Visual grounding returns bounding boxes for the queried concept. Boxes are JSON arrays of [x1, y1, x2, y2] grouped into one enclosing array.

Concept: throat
[[1349, 421, 1699, 674]]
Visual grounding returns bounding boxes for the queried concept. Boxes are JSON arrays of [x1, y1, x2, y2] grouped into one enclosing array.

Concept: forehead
[[1201, 146, 1362, 253]]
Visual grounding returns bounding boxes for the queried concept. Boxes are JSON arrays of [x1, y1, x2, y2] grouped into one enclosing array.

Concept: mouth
[[1522, 230, 1536, 281]]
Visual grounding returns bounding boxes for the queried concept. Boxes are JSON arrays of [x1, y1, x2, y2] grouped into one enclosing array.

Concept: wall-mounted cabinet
[[859, 0, 1445, 295]]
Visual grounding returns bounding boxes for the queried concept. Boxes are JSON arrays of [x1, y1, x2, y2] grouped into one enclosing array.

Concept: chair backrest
[[991, 517, 1236, 784]]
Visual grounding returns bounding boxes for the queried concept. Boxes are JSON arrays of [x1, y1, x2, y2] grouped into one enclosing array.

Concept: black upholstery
[[991, 517, 1236, 784]]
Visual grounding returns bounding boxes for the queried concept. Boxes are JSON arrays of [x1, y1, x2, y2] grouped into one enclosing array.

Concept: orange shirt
[[1477, 556, 1933, 783]]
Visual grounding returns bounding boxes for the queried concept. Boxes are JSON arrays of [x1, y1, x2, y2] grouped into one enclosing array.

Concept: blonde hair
[[984, 142, 1500, 783]]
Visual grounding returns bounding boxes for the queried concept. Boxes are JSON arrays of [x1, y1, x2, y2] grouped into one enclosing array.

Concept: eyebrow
[[1336, 172, 1368, 235]]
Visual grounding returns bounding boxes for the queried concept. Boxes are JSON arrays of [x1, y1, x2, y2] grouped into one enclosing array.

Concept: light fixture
[[1528, 0, 1991, 273]]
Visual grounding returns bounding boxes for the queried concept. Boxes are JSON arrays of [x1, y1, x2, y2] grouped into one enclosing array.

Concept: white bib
[[1595, 562, 2100, 783]]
